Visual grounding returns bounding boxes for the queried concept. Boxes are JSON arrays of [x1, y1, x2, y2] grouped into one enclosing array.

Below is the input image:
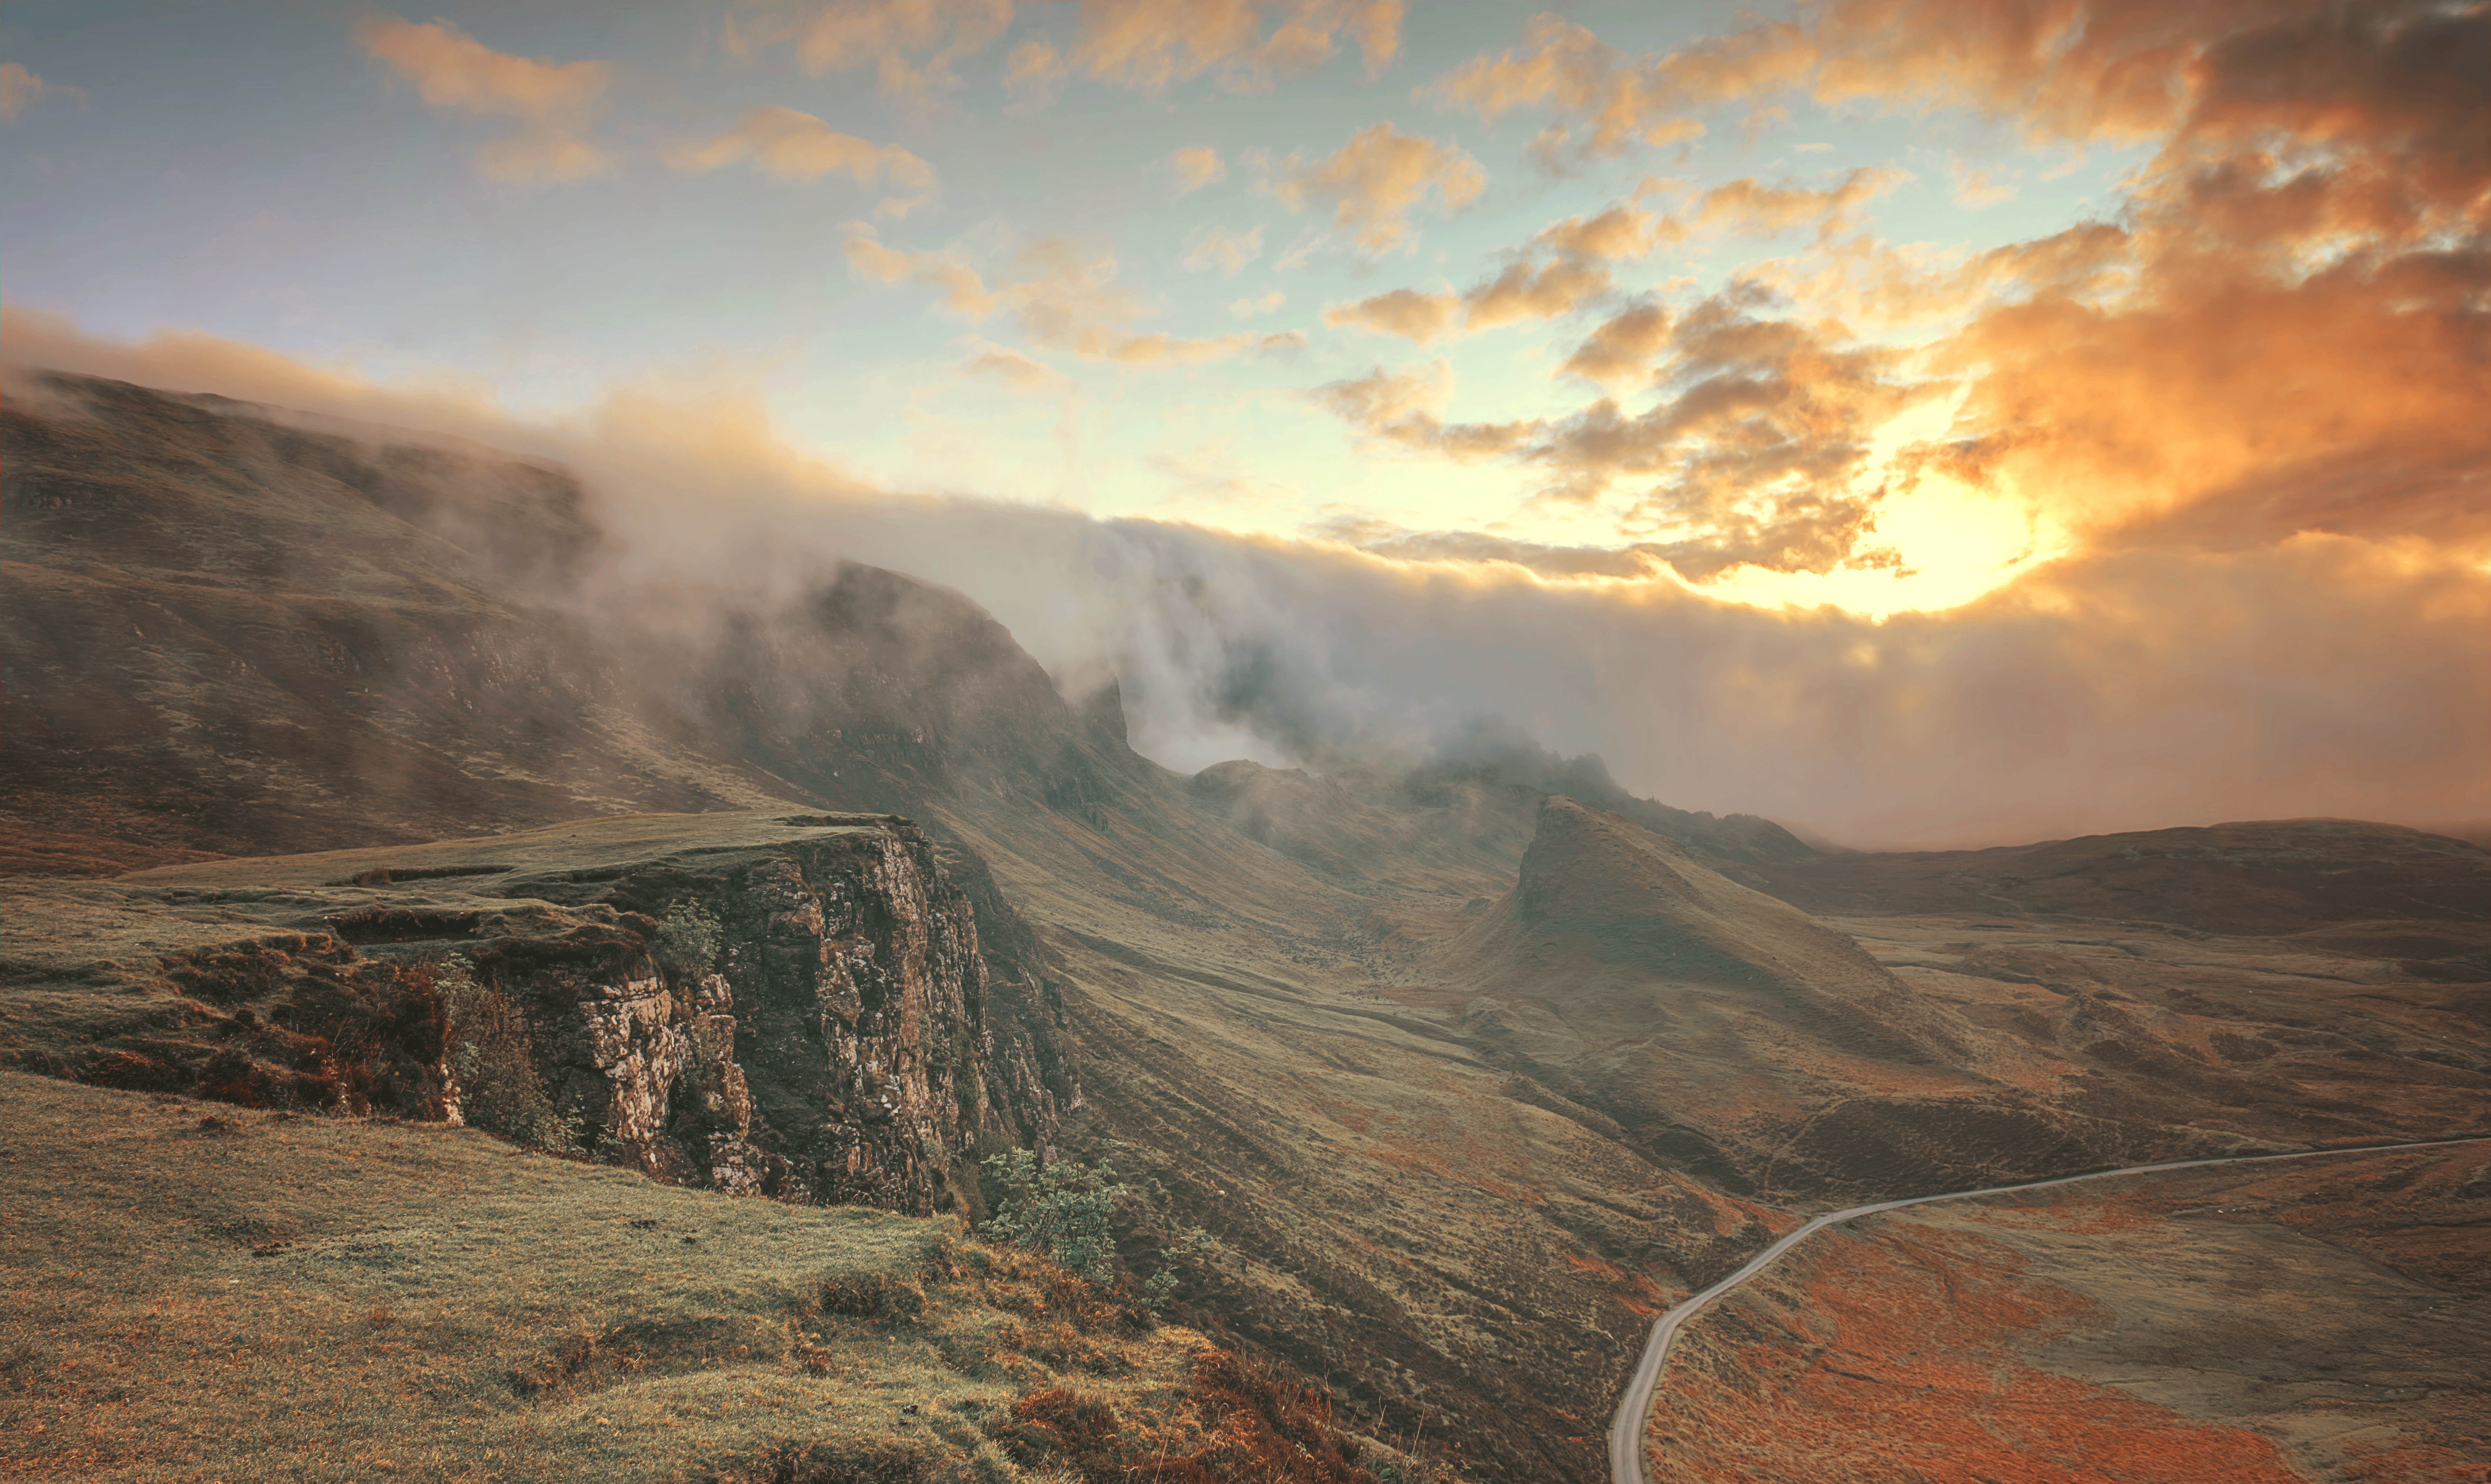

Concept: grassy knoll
[[0, 1072, 1411, 1484]]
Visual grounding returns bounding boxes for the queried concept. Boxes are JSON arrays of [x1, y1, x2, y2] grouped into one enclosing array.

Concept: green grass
[[0, 1071, 1258, 1484]]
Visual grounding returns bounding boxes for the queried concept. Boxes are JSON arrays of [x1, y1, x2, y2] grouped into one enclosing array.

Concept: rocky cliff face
[[9, 811, 1068, 1218], [494, 816, 1065, 1212]]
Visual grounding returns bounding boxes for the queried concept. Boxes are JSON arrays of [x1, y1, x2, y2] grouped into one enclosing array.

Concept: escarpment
[[4, 811, 1072, 1217], [484, 814, 1070, 1211]]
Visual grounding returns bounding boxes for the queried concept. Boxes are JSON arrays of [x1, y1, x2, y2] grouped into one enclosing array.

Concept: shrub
[[978, 1147, 1128, 1282], [653, 900, 723, 980], [1144, 1228, 1216, 1314], [436, 955, 583, 1154]]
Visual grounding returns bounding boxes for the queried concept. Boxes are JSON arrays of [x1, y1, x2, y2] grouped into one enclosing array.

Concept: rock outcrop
[[490, 815, 1057, 1211], [14, 811, 1069, 1217]]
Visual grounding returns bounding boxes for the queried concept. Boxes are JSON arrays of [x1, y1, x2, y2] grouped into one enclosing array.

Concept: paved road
[[1608, 1135, 2491, 1484]]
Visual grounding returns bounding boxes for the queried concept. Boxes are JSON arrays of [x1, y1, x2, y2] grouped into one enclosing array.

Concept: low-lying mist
[[8, 303, 2487, 851]]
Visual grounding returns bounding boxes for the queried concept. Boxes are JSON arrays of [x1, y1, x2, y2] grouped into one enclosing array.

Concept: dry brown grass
[[0, 1071, 1436, 1484]]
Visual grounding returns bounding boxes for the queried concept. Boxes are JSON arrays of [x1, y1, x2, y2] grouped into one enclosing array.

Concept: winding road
[[1607, 1135, 2491, 1484]]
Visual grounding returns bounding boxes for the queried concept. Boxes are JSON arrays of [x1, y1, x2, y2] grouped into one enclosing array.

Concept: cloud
[[1001, 37, 1067, 104], [1322, 287, 1456, 342], [673, 106, 936, 215], [1067, 0, 1404, 94], [1313, 361, 1537, 460], [1460, 257, 1610, 330], [1447, 0, 2491, 182], [1310, 288, 1929, 574], [1688, 166, 1904, 238], [1229, 290, 1286, 318], [1926, 254, 2491, 554], [1322, 256, 1610, 343], [790, 0, 1015, 101], [25, 5, 2491, 854], [1350, 3, 2491, 586], [846, 226, 1266, 366], [0, 60, 74, 122], [1271, 122, 1487, 253], [1531, 297, 1928, 571], [1100, 330, 1265, 365], [841, 223, 1002, 319], [1950, 160, 2017, 207], [1182, 225, 1263, 275], [1535, 204, 1681, 260], [1430, 13, 1794, 159], [962, 346, 1068, 391], [1169, 145, 1227, 195], [1514, 168, 1893, 282], [359, 17, 614, 183], [8, 300, 2484, 849], [760, 0, 1403, 104], [1556, 302, 1673, 388]]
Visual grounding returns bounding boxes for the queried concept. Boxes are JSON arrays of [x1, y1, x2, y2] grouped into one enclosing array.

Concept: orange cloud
[[1461, 258, 1611, 331], [1930, 256, 2491, 552], [1182, 225, 1263, 275], [1452, 0, 2491, 190], [1323, 256, 1610, 344], [1271, 123, 1486, 253], [1516, 169, 1894, 288], [847, 227, 1268, 366], [10, 299, 2482, 846], [1950, 160, 2017, 207], [1690, 167, 1904, 239], [1557, 302, 1673, 388], [674, 106, 935, 215], [0, 59, 77, 121], [1323, 288, 1458, 342], [841, 224, 1002, 319], [768, 0, 1403, 103], [1311, 290, 1926, 573], [1354, 4, 2491, 587], [963, 346, 1068, 391], [1535, 204, 1682, 260], [1431, 13, 1805, 159], [359, 17, 614, 183], [1313, 361, 1537, 460], [1068, 0, 1403, 94], [1169, 145, 1227, 194], [792, 0, 1015, 100]]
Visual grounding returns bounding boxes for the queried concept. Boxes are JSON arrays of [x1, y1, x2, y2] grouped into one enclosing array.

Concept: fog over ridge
[[8, 304, 2484, 852]]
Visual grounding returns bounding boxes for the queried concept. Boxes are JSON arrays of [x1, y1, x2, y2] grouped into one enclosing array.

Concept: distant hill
[[1744, 817, 2491, 936]]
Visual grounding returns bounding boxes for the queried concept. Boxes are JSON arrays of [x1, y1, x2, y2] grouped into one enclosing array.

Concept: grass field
[[0, 1072, 1414, 1484]]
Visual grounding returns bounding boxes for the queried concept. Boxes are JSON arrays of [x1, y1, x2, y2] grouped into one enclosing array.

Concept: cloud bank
[[8, 297, 2482, 850]]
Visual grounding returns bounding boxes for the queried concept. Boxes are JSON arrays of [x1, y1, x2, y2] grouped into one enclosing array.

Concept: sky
[[3, 0, 2488, 846]]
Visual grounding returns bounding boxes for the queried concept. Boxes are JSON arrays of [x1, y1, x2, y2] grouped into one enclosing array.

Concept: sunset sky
[[4, 1, 2487, 843]]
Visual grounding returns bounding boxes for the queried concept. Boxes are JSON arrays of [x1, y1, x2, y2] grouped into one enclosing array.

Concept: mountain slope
[[8, 373, 2488, 1484]]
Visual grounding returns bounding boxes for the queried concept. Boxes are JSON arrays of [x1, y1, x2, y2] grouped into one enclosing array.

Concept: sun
[[1684, 395, 2064, 619]]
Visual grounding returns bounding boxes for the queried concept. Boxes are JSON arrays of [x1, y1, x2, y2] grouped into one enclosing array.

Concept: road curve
[[1608, 1135, 2491, 1484]]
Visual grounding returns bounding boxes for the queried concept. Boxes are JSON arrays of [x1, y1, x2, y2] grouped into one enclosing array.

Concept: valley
[[2, 376, 2487, 1484]]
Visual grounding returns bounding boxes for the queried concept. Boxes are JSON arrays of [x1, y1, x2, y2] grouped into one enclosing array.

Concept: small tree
[[979, 1146, 1128, 1281]]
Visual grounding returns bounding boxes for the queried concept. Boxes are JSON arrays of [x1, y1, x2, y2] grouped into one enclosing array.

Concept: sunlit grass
[[0, 1070, 1388, 1484]]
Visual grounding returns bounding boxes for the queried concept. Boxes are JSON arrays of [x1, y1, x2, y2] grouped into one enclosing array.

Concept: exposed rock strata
[[494, 819, 1046, 1211], [6, 812, 1067, 1216]]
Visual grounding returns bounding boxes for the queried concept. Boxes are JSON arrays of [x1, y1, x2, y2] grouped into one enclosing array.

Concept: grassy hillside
[[0, 1072, 1438, 1484], [1651, 1145, 2491, 1482]]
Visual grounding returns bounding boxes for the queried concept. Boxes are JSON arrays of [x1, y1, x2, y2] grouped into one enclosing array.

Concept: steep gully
[[1607, 1135, 2491, 1484]]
